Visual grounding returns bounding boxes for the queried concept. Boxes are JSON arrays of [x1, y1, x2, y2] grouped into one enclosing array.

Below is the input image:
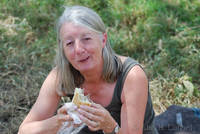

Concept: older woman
[[18, 6, 158, 134]]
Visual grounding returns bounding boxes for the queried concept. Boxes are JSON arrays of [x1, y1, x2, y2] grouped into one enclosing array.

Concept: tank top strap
[[114, 57, 140, 105]]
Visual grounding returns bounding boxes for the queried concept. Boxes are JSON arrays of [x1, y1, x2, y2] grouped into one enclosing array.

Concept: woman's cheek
[[64, 48, 74, 60]]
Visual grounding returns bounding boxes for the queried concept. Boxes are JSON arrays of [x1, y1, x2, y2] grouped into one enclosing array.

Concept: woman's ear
[[102, 33, 107, 48]]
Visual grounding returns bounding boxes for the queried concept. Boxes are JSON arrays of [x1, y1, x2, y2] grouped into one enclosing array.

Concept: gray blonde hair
[[55, 6, 122, 96]]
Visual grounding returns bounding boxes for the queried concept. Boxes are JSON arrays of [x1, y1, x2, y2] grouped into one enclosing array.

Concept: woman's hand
[[18, 105, 74, 134], [56, 104, 74, 127], [78, 103, 117, 133], [57, 104, 84, 129]]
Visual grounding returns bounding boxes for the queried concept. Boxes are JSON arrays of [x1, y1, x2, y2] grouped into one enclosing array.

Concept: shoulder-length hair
[[55, 6, 122, 96]]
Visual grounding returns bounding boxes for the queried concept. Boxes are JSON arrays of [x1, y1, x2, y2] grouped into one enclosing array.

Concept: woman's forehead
[[60, 22, 100, 39]]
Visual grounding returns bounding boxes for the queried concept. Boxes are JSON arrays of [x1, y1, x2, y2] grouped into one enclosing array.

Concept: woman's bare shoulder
[[39, 67, 61, 96], [49, 67, 59, 78], [121, 64, 148, 99]]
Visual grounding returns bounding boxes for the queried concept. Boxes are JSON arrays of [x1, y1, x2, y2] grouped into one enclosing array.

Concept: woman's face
[[60, 22, 106, 73]]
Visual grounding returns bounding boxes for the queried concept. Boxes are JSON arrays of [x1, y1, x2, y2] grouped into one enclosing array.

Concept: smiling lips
[[78, 56, 90, 62]]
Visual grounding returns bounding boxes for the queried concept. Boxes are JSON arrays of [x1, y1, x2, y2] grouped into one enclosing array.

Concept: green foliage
[[0, 0, 200, 133], [0, 0, 64, 37]]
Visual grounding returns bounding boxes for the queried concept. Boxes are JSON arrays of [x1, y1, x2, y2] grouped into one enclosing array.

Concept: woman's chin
[[78, 66, 93, 73]]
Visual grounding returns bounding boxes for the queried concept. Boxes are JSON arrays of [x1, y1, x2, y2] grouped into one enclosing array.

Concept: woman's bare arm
[[120, 65, 148, 134], [18, 69, 70, 134]]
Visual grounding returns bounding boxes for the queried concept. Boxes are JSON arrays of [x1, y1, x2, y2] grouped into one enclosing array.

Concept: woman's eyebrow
[[62, 32, 94, 41], [82, 33, 93, 36]]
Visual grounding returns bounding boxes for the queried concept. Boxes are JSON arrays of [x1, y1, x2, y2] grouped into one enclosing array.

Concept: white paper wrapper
[[57, 102, 85, 134]]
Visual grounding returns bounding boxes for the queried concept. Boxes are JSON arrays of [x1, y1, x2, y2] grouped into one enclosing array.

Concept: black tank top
[[77, 57, 158, 134]]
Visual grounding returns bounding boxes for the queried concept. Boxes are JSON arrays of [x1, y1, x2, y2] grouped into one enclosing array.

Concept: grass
[[0, 0, 200, 133]]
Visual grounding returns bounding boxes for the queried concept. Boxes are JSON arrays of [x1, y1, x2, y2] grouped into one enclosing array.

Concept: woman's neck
[[80, 65, 105, 96], [81, 66, 103, 84], [81, 58, 104, 84]]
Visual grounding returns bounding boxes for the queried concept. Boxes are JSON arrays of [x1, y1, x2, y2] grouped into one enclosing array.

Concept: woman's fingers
[[73, 122, 83, 128], [78, 108, 101, 121], [78, 103, 112, 131], [57, 103, 78, 114], [78, 103, 117, 132], [57, 106, 67, 114], [79, 114, 100, 130], [80, 104, 108, 121], [57, 102, 114, 132], [79, 104, 103, 116], [88, 124, 100, 131], [56, 105, 74, 125], [56, 114, 73, 122], [90, 103, 102, 109]]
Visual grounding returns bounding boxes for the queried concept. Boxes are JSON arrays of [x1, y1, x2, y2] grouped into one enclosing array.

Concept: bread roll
[[72, 88, 91, 107]]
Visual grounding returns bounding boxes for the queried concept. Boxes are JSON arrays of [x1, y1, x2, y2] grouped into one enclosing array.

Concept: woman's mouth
[[78, 56, 90, 62]]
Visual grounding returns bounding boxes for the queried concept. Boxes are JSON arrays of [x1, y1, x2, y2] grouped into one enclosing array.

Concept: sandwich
[[72, 88, 92, 107]]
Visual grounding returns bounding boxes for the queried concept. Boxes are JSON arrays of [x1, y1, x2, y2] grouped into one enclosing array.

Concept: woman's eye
[[66, 41, 73, 46], [83, 37, 91, 41]]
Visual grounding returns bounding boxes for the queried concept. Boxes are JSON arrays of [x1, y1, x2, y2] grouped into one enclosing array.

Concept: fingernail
[[77, 108, 82, 113], [79, 105, 84, 108], [79, 114, 83, 119], [80, 105, 87, 109], [74, 105, 78, 109]]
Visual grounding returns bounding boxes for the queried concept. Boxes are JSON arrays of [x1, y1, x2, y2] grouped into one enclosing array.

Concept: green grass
[[0, 0, 200, 133]]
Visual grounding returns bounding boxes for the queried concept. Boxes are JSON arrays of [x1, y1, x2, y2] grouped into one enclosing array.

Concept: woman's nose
[[74, 40, 85, 54]]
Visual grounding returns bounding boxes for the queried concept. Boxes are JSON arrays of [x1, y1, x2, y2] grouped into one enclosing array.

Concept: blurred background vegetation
[[0, 0, 199, 133]]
